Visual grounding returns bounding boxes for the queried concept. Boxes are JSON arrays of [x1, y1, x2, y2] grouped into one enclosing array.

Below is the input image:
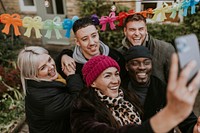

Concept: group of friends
[[17, 14, 200, 133]]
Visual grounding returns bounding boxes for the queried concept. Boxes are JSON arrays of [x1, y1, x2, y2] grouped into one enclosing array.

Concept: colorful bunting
[[0, 0, 199, 39], [170, 2, 183, 19], [1, 14, 22, 36], [99, 11, 117, 31], [23, 16, 43, 38], [63, 16, 79, 38], [43, 16, 63, 39], [152, 3, 172, 21], [116, 10, 135, 26]]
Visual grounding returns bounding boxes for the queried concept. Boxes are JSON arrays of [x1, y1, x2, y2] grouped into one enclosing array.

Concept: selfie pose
[[122, 45, 200, 133], [71, 55, 200, 133], [17, 46, 83, 133], [56, 17, 127, 81], [118, 14, 175, 83]]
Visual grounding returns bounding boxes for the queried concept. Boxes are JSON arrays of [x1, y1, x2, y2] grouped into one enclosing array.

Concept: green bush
[[0, 24, 25, 132], [78, 0, 129, 48], [147, 23, 187, 46], [78, 0, 200, 49], [183, 5, 200, 41]]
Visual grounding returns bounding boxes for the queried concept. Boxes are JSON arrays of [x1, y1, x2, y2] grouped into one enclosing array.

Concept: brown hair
[[124, 14, 146, 27]]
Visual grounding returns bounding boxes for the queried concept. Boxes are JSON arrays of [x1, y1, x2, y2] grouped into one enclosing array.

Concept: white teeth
[[110, 86, 119, 90], [137, 73, 146, 76]]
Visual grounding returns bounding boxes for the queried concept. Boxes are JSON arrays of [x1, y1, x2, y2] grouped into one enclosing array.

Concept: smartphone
[[174, 33, 200, 82]]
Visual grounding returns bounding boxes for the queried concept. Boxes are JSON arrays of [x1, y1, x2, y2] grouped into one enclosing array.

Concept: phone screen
[[174, 34, 200, 81]]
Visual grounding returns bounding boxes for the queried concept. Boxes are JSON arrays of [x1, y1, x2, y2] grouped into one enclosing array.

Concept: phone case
[[174, 33, 200, 81]]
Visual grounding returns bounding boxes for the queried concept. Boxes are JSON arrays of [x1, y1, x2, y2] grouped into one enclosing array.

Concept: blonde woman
[[17, 46, 83, 133]]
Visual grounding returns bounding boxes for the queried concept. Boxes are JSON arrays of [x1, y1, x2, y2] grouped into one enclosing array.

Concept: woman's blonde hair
[[17, 46, 49, 95]]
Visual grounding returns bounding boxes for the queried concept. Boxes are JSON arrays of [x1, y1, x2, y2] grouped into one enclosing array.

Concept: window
[[19, 0, 36, 12]]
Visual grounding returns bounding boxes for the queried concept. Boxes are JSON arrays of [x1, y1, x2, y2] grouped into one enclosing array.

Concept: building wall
[[0, 0, 80, 47], [0, 0, 20, 13], [0, 0, 180, 47]]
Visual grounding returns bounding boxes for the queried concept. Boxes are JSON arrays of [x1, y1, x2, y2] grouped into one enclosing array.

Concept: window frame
[[19, 0, 36, 12]]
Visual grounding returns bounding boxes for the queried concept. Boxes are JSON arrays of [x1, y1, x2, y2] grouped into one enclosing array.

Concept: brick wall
[[0, 0, 81, 46], [0, 0, 20, 14]]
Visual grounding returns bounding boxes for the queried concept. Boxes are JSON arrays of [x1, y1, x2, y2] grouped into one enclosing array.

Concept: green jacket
[[118, 34, 175, 83]]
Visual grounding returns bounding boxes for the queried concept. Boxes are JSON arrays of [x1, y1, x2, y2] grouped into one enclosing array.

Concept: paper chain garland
[[0, 0, 199, 38]]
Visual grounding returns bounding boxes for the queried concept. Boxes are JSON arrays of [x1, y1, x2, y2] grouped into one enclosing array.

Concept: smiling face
[[75, 25, 101, 60], [124, 20, 147, 46], [91, 67, 121, 98], [126, 57, 152, 85], [37, 54, 58, 81]]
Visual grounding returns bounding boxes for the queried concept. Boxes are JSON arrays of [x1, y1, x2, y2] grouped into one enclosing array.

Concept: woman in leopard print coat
[[70, 55, 200, 133]]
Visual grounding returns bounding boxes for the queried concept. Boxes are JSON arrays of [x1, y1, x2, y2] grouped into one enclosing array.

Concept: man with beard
[[56, 17, 126, 82], [122, 45, 200, 133], [118, 14, 175, 84]]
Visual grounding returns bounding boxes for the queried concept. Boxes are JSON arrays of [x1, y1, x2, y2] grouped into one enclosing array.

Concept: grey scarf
[[72, 41, 109, 64]]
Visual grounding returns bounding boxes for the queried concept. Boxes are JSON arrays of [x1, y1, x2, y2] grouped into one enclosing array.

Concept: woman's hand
[[61, 55, 76, 72], [61, 55, 76, 76]]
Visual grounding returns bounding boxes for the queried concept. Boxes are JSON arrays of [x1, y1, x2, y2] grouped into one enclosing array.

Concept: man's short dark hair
[[124, 14, 146, 27], [72, 17, 95, 34]]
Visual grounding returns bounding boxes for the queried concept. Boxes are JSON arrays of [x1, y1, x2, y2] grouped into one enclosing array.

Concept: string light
[[44, 0, 50, 7]]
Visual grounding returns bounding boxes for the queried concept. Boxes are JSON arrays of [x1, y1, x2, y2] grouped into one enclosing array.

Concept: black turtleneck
[[128, 78, 150, 106]]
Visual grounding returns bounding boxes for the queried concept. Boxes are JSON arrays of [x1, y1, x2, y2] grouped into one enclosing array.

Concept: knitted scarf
[[95, 89, 142, 126], [72, 41, 110, 64]]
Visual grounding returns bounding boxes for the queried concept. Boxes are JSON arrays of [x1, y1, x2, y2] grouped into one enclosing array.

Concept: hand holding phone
[[174, 33, 200, 82]]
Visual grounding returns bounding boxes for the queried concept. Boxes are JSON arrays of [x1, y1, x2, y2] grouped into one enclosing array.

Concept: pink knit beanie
[[82, 55, 120, 87]]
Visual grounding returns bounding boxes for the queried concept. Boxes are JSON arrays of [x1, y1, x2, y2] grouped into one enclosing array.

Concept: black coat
[[25, 74, 83, 133], [122, 75, 197, 133], [71, 88, 154, 133]]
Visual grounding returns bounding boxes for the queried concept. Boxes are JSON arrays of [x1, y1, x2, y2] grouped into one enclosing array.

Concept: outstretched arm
[[150, 53, 200, 133]]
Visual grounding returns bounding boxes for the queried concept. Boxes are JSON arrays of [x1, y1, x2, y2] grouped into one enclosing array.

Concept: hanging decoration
[[63, 16, 79, 38], [152, 3, 172, 21], [1, 14, 22, 36], [170, 2, 183, 19], [91, 14, 100, 25], [138, 8, 153, 18], [116, 10, 135, 26], [23, 16, 43, 38], [43, 16, 63, 39], [190, 0, 199, 14], [182, 0, 191, 16], [0, 0, 199, 39], [99, 11, 117, 31]]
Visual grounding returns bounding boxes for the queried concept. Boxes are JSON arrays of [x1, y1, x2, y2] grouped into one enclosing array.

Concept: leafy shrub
[[78, 0, 129, 49], [0, 23, 25, 132], [78, 0, 200, 49]]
